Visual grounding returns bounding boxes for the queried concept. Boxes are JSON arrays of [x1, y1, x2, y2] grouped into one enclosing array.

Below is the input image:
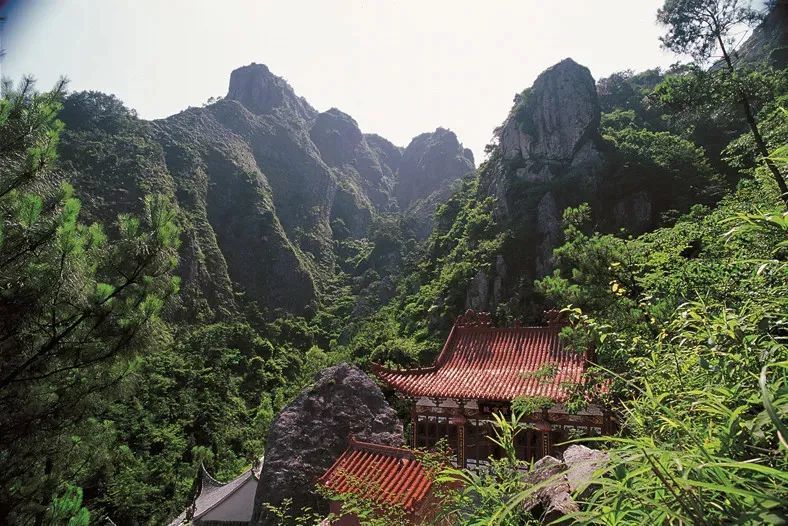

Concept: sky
[[1, 0, 684, 161]]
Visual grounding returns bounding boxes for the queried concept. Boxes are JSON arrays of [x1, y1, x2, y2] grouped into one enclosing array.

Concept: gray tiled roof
[[167, 462, 261, 526]]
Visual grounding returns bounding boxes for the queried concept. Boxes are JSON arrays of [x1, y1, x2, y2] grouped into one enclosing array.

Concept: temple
[[373, 310, 613, 468]]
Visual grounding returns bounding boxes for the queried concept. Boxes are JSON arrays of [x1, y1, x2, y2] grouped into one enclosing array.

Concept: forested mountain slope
[[333, 8, 786, 375], [57, 63, 475, 321]]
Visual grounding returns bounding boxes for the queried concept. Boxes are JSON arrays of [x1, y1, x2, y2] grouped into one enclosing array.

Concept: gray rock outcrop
[[251, 363, 403, 525], [722, 2, 787, 69], [227, 63, 316, 120], [500, 58, 601, 169], [523, 445, 609, 523], [467, 58, 609, 312], [487, 59, 608, 218], [396, 127, 475, 210], [465, 255, 507, 312], [397, 128, 476, 239]]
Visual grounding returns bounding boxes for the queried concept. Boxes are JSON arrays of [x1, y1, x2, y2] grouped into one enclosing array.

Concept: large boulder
[[251, 363, 403, 525], [523, 445, 609, 523]]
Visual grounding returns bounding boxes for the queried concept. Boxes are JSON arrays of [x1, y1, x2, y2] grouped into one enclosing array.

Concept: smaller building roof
[[317, 437, 434, 513], [373, 310, 587, 403], [168, 461, 261, 526]]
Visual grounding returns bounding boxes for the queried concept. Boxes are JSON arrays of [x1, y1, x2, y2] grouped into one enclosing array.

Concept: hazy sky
[[2, 0, 685, 160]]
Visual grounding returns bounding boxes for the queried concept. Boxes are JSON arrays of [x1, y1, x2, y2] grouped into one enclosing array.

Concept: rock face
[[493, 58, 607, 216], [227, 63, 315, 120], [482, 58, 606, 277], [397, 128, 475, 239], [727, 2, 787, 69], [466, 255, 507, 312], [396, 128, 475, 210], [58, 63, 474, 320], [251, 364, 403, 525], [500, 58, 601, 169], [469, 58, 608, 313], [523, 445, 609, 523]]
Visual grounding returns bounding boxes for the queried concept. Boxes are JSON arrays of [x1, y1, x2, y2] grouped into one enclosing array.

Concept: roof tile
[[317, 438, 433, 513], [373, 324, 586, 402]]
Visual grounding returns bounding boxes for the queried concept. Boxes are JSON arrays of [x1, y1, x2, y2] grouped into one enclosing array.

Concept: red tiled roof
[[317, 438, 433, 513], [373, 315, 587, 402]]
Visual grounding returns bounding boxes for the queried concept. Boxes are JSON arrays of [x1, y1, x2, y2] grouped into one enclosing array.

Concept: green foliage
[[439, 413, 541, 525], [47, 485, 90, 526], [511, 395, 554, 417], [261, 498, 323, 526], [521, 364, 559, 382], [511, 88, 536, 134], [316, 476, 410, 526], [3, 3, 786, 523], [406, 175, 503, 332], [599, 109, 638, 131], [654, 66, 787, 135], [724, 95, 788, 169], [657, 0, 761, 63], [335, 174, 503, 370], [603, 124, 725, 212], [0, 79, 180, 523], [529, 169, 787, 525], [598, 68, 668, 129], [99, 319, 340, 523], [656, 0, 788, 202], [599, 69, 665, 110]]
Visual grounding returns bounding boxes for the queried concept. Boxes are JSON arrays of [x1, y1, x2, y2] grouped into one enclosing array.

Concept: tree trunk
[[716, 34, 788, 207]]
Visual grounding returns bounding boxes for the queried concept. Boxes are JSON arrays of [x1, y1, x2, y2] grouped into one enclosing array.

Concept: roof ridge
[[371, 362, 437, 375], [200, 463, 227, 488], [348, 436, 417, 459], [457, 325, 556, 331]]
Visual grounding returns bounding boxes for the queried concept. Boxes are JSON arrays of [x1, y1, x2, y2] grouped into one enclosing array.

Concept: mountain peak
[[395, 127, 475, 211], [226, 62, 315, 119], [501, 57, 599, 163]]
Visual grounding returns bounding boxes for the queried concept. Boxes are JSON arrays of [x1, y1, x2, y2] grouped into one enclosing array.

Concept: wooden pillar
[[453, 400, 467, 469], [538, 409, 551, 458], [425, 413, 430, 449], [602, 409, 614, 435], [411, 403, 418, 448], [541, 430, 551, 458]]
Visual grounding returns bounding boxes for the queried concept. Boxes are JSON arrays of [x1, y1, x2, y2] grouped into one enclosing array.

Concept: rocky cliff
[[493, 58, 607, 275], [463, 59, 610, 314], [57, 63, 474, 320], [729, 1, 787, 69], [398, 128, 475, 238], [251, 363, 403, 525], [461, 56, 720, 316]]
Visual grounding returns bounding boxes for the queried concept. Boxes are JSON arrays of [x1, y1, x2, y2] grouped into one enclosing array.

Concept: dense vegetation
[[0, 79, 344, 524], [0, 0, 785, 524], [434, 1, 788, 524]]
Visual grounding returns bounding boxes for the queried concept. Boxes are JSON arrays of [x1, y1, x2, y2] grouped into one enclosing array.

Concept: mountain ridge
[[57, 62, 475, 320]]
